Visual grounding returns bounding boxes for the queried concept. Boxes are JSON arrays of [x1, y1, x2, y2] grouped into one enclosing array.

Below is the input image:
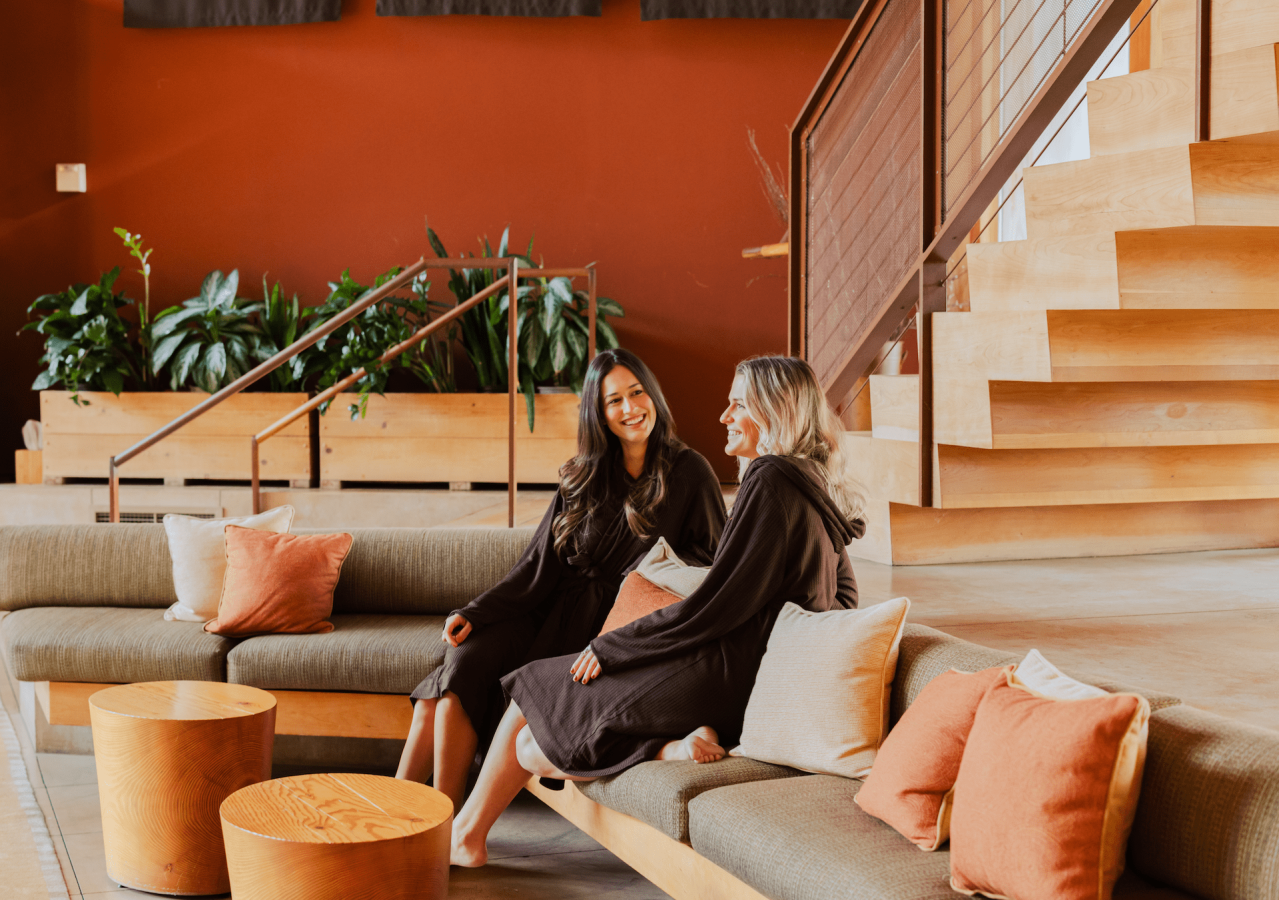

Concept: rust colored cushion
[[854, 665, 1013, 850], [597, 571, 682, 636], [949, 674, 1151, 900], [205, 526, 353, 637]]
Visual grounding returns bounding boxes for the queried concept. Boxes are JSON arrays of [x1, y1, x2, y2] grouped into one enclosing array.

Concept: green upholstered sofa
[[2, 524, 1277, 900]]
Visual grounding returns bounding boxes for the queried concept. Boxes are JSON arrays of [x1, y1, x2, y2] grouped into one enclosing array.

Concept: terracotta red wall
[[0, 0, 845, 482]]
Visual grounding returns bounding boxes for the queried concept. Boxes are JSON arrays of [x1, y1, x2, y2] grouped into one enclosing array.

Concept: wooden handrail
[[249, 274, 512, 512], [107, 259, 429, 522], [246, 261, 600, 524]]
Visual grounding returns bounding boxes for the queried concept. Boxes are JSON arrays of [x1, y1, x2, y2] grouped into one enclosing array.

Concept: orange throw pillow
[[949, 675, 1150, 900], [204, 526, 353, 637], [854, 665, 1012, 850], [597, 572, 682, 636]]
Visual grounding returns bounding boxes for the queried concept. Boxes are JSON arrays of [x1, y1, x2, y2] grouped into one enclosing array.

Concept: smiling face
[[601, 365, 656, 451], [720, 373, 761, 460]]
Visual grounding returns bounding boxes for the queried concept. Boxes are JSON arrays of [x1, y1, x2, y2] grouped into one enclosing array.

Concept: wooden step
[[849, 496, 1279, 565], [1087, 45, 1279, 157], [932, 309, 1279, 447], [873, 376, 1279, 449], [967, 226, 1279, 312], [844, 432, 1279, 509], [869, 375, 919, 441], [1023, 143, 1279, 239], [1156, 0, 1279, 69]]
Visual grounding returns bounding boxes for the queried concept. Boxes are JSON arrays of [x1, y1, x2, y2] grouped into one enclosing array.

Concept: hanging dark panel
[[641, 0, 863, 19], [378, 0, 602, 15], [124, 0, 341, 27]]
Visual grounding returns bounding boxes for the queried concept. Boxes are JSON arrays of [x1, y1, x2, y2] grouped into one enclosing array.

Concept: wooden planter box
[[40, 391, 312, 485], [320, 392, 579, 486]]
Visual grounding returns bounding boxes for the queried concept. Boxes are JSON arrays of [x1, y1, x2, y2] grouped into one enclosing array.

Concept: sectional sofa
[[1, 524, 1276, 900]]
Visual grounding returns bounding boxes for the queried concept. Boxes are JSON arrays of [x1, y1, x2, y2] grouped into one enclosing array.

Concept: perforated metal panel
[[805, 0, 923, 388], [944, 0, 1105, 213]]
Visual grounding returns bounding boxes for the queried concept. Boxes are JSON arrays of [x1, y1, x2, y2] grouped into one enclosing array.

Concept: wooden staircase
[[846, 0, 1279, 564]]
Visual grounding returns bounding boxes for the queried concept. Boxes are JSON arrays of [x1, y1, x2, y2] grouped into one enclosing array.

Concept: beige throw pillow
[[163, 506, 295, 623], [730, 596, 911, 778], [632, 537, 710, 598]]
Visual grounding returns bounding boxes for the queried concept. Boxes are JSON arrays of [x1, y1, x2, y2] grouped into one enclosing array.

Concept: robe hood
[[746, 455, 866, 551]]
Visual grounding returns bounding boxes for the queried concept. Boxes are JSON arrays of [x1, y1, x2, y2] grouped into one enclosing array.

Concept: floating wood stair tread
[[844, 432, 1279, 509], [968, 226, 1279, 312], [851, 497, 1279, 565], [868, 376, 1279, 449], [1024, 143, 1279, 239]]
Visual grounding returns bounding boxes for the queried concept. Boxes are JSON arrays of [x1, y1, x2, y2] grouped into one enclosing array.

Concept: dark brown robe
[[503, 454, 865, 778], [411, 447, 726, 745]]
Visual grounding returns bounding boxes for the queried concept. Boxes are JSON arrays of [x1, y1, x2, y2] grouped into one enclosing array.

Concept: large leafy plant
[[24, 268, 145, 404], [257, 276, 315, 392], [426, 225, 623, 429], [150, 270, 268, 392], [301, 267, 452, 418]]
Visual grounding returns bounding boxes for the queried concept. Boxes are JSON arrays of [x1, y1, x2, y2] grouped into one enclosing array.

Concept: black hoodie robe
[[502, 454, 866, 778]]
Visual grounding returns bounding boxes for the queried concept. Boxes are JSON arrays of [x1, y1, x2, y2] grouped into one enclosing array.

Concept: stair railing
[[108, 260, 429, 522], [789, 0, 1204, 506], [248, 262, 598, 526]]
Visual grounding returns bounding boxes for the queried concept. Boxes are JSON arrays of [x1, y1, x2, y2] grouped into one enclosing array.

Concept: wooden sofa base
[[526, 777, 767, 900], [37, 682, 413, 740]]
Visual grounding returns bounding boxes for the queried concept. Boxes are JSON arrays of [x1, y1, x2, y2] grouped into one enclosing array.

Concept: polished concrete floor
[[1, 546, 1276, 898]]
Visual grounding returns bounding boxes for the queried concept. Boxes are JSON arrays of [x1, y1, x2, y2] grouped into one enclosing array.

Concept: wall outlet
[[55, 163, 86, 192]]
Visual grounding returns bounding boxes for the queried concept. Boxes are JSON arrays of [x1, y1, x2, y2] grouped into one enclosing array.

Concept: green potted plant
[[318, 225, 623, 487]]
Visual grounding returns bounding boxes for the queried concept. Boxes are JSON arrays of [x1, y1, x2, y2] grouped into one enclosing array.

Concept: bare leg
[[657, 726, 725, 763], [451, 701, 533, 868], [515, 726, 596, 782], [433, 692, 478, 815], [395, 698, 436, 783]]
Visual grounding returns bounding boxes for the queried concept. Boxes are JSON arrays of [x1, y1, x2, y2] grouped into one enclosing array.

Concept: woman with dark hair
[[395, 348, 726, 814], [450, 355, 866, 867]]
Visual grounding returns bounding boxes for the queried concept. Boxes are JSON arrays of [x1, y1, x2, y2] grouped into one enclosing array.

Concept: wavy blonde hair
[[734, 355, 866, 523]]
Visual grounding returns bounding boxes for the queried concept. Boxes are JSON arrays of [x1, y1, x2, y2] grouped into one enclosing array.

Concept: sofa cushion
[[0, 607, 231, 682], [225, 614, 446, 694], [0, 525, 175, 611], [1128, 705, 1279, 900], [299, 527, 534, 616], [687, 775, 1194, 900], [578, 757, 805, 842], [895, 625, 1181, 724]]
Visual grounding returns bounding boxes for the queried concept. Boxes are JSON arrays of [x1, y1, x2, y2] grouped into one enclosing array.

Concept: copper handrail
[[107, 259, 429, 522], [248, 262, 599, 525]]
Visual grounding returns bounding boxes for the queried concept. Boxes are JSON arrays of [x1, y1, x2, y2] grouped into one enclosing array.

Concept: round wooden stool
[[220, 773, 452, 900], [89, 681, 276, 896]]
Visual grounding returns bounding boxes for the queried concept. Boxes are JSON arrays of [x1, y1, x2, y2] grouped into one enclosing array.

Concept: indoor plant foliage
[[24, 267, 146, 405], [426, 225, 623, 429], [150, 269, 270, 392]]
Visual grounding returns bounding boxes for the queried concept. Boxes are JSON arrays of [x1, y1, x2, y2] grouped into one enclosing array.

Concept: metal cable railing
[[791, 0, 1210, 507], [108, 257, 598, 528]]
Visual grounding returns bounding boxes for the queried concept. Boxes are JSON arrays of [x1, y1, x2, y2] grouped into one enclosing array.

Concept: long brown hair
[[552, 349, 684, 556], [735, 356, 866, 522]]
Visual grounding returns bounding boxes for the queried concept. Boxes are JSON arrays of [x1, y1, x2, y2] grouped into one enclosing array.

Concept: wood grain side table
[[89, 681, 276, 896], [220, 773, 452, 900]]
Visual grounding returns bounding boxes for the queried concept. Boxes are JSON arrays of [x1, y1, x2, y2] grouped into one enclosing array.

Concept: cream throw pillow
[[163, 506, 295, 623], [1013, 648, 1109, 700], [632, 537, 710, 599], [730, 596, 911, 778]]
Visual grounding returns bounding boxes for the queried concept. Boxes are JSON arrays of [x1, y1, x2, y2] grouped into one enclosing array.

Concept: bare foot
[[450, 820, 488, 868], [657, 726, 725, 763]]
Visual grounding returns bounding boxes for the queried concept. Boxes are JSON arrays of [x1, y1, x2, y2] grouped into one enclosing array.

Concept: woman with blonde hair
[[451, 355, 866, 867]]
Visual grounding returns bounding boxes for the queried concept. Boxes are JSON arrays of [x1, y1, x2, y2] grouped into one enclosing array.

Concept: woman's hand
[[442, 614, 473, 648], [570, 646, 603, 685]]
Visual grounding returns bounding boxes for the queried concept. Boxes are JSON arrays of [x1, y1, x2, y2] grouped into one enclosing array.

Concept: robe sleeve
[[590, 465, 794, 673], [453, 490, 568, 627], [667, 449, 727, 567], [833, 550, 859, 609]]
